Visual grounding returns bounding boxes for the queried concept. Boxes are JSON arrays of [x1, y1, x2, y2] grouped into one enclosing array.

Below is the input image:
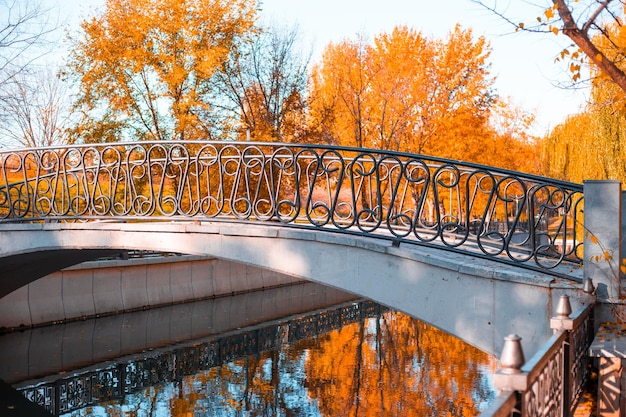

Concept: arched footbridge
[[0, 141, 616, 357]]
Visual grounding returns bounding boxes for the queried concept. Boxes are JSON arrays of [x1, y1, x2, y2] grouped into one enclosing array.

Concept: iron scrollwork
[[0, 141, 584, 277], [522, 344, 564, 417]]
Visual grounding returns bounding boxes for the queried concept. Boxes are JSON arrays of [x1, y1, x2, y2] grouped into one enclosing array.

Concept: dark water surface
[[2, 282, 497, 416]]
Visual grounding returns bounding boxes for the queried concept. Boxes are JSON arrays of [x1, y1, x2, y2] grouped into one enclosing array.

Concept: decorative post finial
[[499, 334, 525, 374], [555, 295, 572, 319], [583, 278, 595, 294]]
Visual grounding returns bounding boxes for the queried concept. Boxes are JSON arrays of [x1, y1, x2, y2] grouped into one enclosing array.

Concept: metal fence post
[[491, 334, 526, 417], [550, 295, 573, 332]]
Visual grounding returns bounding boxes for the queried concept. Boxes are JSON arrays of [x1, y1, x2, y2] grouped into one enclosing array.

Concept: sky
[[54, 0, 589, 136], [256, 0, 589, 135]]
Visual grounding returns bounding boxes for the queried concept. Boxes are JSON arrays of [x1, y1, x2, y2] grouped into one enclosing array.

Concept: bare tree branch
[[581, 0, 611, 34], [473, 0, 626, 93], [216, 24, 310, 142], [0, 66, 72, 148], [0, 0, 59, 89]]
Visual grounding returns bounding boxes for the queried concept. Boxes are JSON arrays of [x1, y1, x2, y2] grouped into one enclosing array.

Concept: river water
[[1, 281, 497, 416]]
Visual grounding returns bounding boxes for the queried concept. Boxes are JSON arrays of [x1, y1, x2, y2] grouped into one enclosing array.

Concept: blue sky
[[57, 0, 589, 135], [258, 0, 589, 135]]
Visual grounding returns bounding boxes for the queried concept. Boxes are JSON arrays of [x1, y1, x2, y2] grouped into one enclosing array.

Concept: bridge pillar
[[583, 180, 622, 302]]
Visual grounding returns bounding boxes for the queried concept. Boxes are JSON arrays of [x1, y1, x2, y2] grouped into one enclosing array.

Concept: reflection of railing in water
[[17, 300, 383, 416], [0, 141, 584, 279]]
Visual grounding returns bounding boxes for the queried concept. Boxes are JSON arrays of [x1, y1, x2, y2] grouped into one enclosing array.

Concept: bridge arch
[[0, 221, 586, 357]]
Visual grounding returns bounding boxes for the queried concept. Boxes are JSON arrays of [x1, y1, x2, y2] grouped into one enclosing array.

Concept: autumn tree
[[66, 0, 258, 143], [308, 25, 497, 157], [214, 24, 310, 142], [475, 98, 539, 172], [541, 69, 626, 183], [537, 16, 626, 183], [419, 26, 496, 159], [308, 33, 373, 148]]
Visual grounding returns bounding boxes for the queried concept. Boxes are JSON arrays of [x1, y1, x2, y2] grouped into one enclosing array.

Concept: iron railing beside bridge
[[480, 298, 595, 417], [0, 141, 584, 278]]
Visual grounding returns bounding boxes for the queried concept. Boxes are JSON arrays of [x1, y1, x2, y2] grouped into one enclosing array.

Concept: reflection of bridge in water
[[13, 295, 383, 415], [1, 281, 356, 384], [0, 141, 622, 417]]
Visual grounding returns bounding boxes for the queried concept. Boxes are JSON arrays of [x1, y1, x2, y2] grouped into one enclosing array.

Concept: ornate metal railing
[[17, 299, 383, 415], [481, 298, 595, 417], [0, 141, 584, 278]]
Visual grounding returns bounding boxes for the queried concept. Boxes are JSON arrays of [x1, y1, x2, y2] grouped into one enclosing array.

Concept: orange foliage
[[304, 312, 496, 417], [541, 22, 626, 183], [307, 25, 540, 173], [309, 25, 494, 154], [68, 0, 257, 141]]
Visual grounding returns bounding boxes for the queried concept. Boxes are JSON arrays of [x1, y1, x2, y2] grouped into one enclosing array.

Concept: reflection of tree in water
[[303, 311, 497, 417], [190, 348, 325, 416], [63, 311, 495, 416]]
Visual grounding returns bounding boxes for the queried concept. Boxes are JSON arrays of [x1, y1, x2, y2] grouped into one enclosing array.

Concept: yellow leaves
[[554, 48, 568, 64], [69, 0, 259, 141], [568, 60, 582, 81], [554, 45, 588, 84], [534, 4, 558, 26], [586, 231, 618, 265], [541, 38, 626, 183], [590, 252, 612, 263]]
